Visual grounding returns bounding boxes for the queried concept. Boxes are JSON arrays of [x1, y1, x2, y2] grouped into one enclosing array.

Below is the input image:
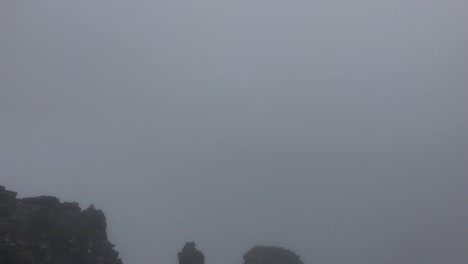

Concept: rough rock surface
[[0, 185, 122, 264], [178, 242, 205, 264], [243, 246, 303, 264]]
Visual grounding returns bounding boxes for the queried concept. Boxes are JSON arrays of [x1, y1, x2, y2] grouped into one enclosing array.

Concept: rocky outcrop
[[243, 246, 303, 264], [0, 185, 122, 264], [178, 242, 205, 264]]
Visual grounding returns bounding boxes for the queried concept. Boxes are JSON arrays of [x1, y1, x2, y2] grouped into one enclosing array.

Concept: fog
[[1, 0, 467, 263]]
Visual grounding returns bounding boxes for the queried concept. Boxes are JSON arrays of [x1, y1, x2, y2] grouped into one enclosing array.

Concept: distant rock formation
[[178, 242, 205, 264], [243, 246, 303, 264], [0, 185, 122, 264]]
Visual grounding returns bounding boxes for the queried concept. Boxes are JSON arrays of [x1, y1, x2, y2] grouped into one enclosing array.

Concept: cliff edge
[[0, 185, 122, 264]]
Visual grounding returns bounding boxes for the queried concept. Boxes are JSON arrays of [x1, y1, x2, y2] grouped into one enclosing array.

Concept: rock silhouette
[[0, 185, 122, 264], [0, 186, 307, 264], [178, 242, 205, 264], [243, 246, 303, 264]]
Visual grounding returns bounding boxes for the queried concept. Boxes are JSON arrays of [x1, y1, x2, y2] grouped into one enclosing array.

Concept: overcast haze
[[1, 0, 468, 263]]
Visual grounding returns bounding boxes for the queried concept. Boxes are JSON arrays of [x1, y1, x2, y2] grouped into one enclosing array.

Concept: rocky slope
[[0, 185, 122, 264]]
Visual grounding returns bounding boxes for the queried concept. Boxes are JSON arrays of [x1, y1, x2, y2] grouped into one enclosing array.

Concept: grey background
[[1, 0, 467, 263]]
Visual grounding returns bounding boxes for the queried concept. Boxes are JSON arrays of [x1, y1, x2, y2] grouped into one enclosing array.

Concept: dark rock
[[243, 246, 303, 264], [0, 185, 123, 264], [178, 242, 205, 264], [0, 186, 17, 216]]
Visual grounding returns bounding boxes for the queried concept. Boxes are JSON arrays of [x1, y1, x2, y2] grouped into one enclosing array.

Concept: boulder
[[243, 246, 303, 264], [178, 242, 205, 264]]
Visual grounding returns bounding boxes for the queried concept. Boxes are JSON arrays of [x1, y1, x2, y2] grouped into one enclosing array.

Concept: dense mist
[[1, 0, 467, 263]]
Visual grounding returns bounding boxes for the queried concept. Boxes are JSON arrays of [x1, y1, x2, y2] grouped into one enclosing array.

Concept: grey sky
[[1, 0, 468, 263]]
